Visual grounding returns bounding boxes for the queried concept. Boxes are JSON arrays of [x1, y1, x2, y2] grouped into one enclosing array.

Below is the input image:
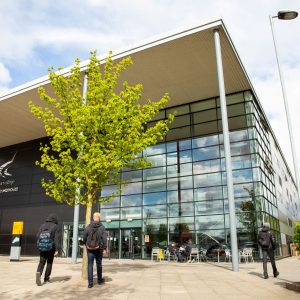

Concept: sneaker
[[98, 278, 105, 285], [263, 274, 269, 279], [88, 283, 93, 288], [36, 272, 42, 286], [274, 271, 279, 278]]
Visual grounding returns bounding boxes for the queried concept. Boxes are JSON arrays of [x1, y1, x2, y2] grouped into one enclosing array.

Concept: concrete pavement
[[0, 255, 299, 299]]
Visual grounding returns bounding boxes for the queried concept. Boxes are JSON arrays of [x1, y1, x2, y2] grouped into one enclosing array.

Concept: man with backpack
[[258, 222, 279, 279], [83, 212, 107, 288], [36, 213, 61, 286]]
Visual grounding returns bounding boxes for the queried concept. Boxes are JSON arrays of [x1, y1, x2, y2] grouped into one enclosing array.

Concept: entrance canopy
[[0, 19, 251, 149]]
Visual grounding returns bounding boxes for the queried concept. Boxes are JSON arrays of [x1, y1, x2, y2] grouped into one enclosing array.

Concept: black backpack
[[86, 227, 101, 250], [37, 228, 54, 252], [259, 231, 271, 248]]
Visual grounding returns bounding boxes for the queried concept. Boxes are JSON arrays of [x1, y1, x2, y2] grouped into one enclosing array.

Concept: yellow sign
[[12, 221, 24, 235]]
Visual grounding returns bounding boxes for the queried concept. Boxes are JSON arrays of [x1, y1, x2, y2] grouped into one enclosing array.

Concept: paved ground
[[0, 255, 299, 300]]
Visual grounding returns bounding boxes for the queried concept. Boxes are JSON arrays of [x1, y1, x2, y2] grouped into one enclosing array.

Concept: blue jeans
[[87, 249, 103, 284]]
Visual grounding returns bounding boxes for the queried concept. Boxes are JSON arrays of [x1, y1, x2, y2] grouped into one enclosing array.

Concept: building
[[0, 19, 299, 259]]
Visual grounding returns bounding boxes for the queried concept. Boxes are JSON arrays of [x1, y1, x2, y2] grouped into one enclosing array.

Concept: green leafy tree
[[29, 51, 174, 278], [293, 221, 300, 252]]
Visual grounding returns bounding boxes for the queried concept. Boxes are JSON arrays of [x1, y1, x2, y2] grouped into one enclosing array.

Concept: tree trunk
[[81, 194, 93, 280]]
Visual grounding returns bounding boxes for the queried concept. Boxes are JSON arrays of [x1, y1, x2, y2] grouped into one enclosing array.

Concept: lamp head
[[277, 10, 298, 20]]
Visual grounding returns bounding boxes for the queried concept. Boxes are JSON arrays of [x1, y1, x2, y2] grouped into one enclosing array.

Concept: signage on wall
[[0, 152, 19, 194]]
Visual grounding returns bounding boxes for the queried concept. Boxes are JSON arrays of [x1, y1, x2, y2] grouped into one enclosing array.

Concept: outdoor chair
[[165, 249, 177, 262], [225, 249, 231, 262], [151, 247, 160, 261], [199, 249, 207, 262], [189, 247, 200, 263], [243, 248, 254, 263]]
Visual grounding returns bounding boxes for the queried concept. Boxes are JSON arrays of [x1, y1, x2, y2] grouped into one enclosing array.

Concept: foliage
[[293, 221, 300, 252], [29, 51, 174, 208]]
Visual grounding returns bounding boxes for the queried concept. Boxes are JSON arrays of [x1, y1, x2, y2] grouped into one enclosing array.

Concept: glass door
[[106, 229, 119, 259], [121, 228, 142, 259]]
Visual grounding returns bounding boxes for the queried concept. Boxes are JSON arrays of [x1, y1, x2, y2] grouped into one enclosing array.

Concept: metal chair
[[189, 247, 200, 263], [151, 247, 160, 261], [199, 248, 207, 262], [225, 249, 231, 262], [243, 248, 254, 263]]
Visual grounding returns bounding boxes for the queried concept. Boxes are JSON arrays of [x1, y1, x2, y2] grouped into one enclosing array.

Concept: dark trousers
[[88, 249, 103, 284], [37, 250, 55, 281], [262, 248, 278, 276]]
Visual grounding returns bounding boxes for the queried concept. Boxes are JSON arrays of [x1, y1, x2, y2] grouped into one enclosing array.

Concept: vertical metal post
[[213, 29, 239, 271], [71, 73, 88, 264], [269, 15, 300, 196]]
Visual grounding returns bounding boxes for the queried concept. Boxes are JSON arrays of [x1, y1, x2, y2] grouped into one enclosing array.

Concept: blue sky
[[1, 0, 300, 180]]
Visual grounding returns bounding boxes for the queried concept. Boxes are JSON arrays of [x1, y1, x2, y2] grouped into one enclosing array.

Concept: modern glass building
[[0, 19, 299, 258]]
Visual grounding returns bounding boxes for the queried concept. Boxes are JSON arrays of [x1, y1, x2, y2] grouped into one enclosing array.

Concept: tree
[[293, 221, 300, 252], [29, 51, 174, 278]]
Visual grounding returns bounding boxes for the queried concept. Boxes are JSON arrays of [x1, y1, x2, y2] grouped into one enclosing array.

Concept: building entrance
[[120, 228, 142, 259]]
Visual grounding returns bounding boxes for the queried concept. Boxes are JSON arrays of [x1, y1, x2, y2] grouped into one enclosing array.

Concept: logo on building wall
[[0, 152, 17, 178], [0, 152, 19, 194]]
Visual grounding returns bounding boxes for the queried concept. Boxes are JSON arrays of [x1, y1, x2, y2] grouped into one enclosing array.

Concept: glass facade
[[99, 91, 280, 259]]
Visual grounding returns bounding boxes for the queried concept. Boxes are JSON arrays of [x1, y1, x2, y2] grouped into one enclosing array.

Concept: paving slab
[[0, 255, 299, 299]]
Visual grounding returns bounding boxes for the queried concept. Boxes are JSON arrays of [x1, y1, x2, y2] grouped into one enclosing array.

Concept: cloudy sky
[[0, 0, 300, 182]]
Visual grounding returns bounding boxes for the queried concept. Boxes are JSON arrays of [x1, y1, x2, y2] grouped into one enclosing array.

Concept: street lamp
[[269, 10, 299, 195]]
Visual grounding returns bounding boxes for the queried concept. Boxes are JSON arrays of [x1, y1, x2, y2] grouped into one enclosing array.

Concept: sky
[[0, 0, 300, 183]]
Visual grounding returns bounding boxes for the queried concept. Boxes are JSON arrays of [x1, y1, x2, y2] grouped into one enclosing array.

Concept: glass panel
[[151, 110, 165, 121], [193, 146, 219, 161], [180, 150, 192, 163], [221, 155, 251, 171], [194, 186, 223, 201], [143, 218, 168, 231], [121, 194, 142, 207], [195, 200, 224, 215], [100, 208, 120, 220], [181, 189, 194, 202], [122, 182, 142, 195], [122, 170, 142, 182], [167, 152, 178, 165], [143, 205, 167, 218], [167, 105, 189, 116], [143, 167, 166, 181], [194, 173, 221, 188], [229, 129, 248, 142], [167, 165, 178, 178], [143, 179, 166, 193], [193, 122, 218, 136], [193, 159, 221, 174], [121, 207, 142, 219], [180, 176, 193, 189], [143, 144, 166, 156], [101, 185, 119, 197], [179, 139, 191, 151], [180, 163, 192, 176], [143, 192, 167, 205], [167, 191, 178, 203], [196, 215, 224, 230], [192, 134, 219, 148], [191, 99, 216, 112], [193, 109, 217, 124], [101, 196, 120, 208], [167, 177, 179, 190], [217, 103, 245, 118], [166, 126, 191, 141], [169, 115, 190, 129], [167, 142, 177, 152], [168, 217, 195, 231], [145, 154, 166, 167], [220, 141, 251, 157], [168, 202, 194, 217], [222, 168, 253, 184], [217, 92, 244, 106]]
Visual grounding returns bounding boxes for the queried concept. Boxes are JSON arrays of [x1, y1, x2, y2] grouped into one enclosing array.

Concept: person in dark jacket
[[258, 222, 279, 279], [83, 212, 107, 288], [36, 213, 61, 286]]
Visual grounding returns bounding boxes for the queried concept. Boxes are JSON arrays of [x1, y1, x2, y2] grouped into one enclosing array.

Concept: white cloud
[[0, 62, 11, 93]]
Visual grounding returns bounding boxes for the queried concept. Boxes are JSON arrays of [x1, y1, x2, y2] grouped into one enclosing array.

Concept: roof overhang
[[0, 19, 251, 149]]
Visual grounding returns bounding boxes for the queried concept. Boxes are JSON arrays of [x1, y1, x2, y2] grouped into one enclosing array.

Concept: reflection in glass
[[194, 173, 221, 188], [143, 205, 167, 218], [193, 159, 220, 174], [143, 144, 166, 156], [143, 167, 166, 181], [180, 150, 192, 163], [196, 215, 224, 230], [143, 192, 166, 205], [193, 146, 219, 161], [180, 176, 193, 189], [122, 182, 142, 195], [121, 194, 142, 207], [145, 154, 166, 167], [121, 207, 142, 219], [100, 208, 120, 220], [192, 135, 219, 148], [167, 152, 178, 165], [195, 200, 224, 215], [168, 202, 194, 217], [194, 186, 223, 201], [143, 179, 166, 193], [122, 170, 142, 182], [167, 165, 178, 178], [180, 163, 192, 176]]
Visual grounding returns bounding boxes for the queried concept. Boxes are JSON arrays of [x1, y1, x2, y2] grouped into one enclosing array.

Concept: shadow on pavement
[[50, 276, 72, 283]]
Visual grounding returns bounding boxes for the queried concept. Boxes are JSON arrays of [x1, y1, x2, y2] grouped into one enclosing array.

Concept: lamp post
[[269, 10, 299, 194]]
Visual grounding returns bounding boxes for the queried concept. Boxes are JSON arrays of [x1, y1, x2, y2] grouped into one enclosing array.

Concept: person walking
[[36, 213, 61, 286], [258, 222, 279, 279], [83, 212, 107, 288]]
